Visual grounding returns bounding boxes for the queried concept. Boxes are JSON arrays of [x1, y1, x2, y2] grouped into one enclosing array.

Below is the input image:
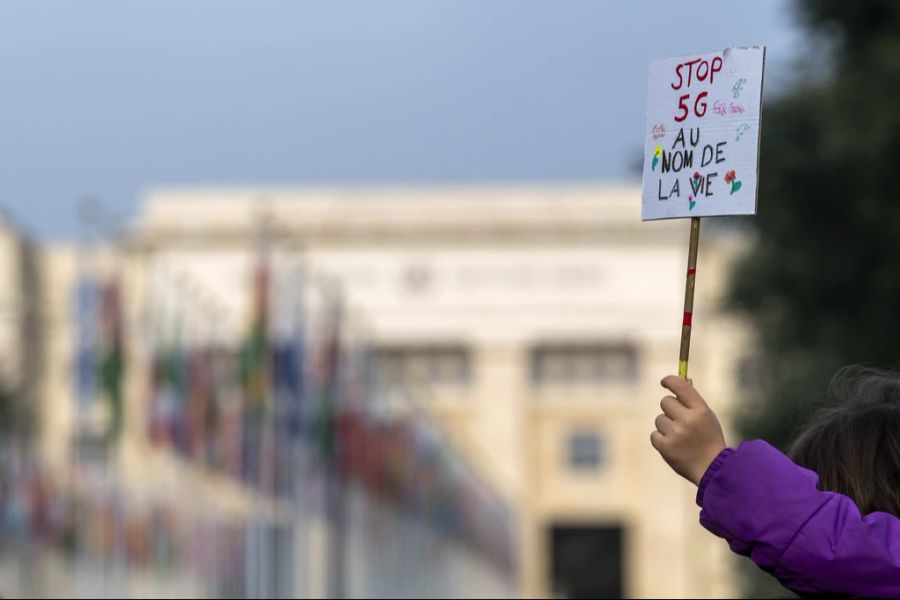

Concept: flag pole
[[679, 217, 700, 379]]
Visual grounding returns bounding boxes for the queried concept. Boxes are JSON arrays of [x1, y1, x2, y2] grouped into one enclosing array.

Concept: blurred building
[[0, 183, 751, 599], [121, 184, 749, 598], [0, 216, 41, 437], [15, 189, 517, 599]]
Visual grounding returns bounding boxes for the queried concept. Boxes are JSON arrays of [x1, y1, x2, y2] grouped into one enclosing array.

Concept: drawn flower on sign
[[652, 123, 666, 140], [724, 170, 742, 194], [735, 124, 750, 142], [689, 172, 703, 197], [689, 194, 696, 211], [651, 145, 662, 171], [732, 78, 747, 98]]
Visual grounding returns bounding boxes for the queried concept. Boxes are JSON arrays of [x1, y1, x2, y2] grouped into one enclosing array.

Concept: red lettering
[[670, 55, 724, 118], [675, 94, 690, 122], [694, 91, 708, 117], [671, 64, 684, 90], [710, 56, 723, 83], [673, 92, 710, 121], [683, 58, 701, 87], [697, 60, 709, 82], [672, 56, 723, 89]]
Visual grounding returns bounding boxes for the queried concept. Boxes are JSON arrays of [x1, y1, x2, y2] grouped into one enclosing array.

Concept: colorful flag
[[312, 300, 341, 463], [169, 322, 188, 453], [239, 254, 271, 486], [272, 337, 301, 496], [186, 346, 214, 462], [74, 275, 99, 411], [260, 267, 309, 498], [218, 391, 244, 480], [240, 257, 270, 414], [98, 278, 125, 441], [149, 320, 185, 450], [274, 331, 303, 440], [148, 347, 172, 446]]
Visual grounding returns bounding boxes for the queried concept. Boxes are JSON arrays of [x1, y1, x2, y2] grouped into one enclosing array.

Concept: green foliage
[[725, 0, 900, 595], [728, 0, 900, 447]]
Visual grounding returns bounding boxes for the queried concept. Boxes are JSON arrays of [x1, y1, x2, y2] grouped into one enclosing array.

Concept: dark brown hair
[[788, 366, 900, 517]]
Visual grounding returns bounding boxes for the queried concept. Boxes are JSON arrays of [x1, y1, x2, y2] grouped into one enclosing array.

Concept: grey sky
[[0, 1, 803, 239]]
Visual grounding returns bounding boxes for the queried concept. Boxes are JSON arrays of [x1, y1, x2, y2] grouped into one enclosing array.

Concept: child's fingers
[[660, 395, 688, 419], [661, 375, 705, 409], [654, 413, 675, 435]]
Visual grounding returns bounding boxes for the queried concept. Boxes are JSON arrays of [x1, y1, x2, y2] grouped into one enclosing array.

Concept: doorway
[[549, 524, 624, 599]]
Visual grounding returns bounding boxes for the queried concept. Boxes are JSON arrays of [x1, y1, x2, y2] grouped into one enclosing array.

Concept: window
[[566, 430, 605, 472], [371, 345, 471, 390], [531, 343, 638, 387]]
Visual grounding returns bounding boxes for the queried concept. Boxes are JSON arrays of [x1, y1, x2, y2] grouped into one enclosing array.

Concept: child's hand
[[650, 375, 727, 485]]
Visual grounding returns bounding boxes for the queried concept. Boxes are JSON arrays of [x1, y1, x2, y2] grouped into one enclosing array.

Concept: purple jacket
[[698, 440, 900, 597]]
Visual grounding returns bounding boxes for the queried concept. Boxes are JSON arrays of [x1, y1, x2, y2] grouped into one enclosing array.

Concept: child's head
[[789, 366, 900, 517]]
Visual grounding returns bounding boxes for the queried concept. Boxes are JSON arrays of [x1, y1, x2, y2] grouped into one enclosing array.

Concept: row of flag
[[75, 276, 124, 441], [336, 409, 515, 573], [0, 450, 258, 597], [0, 442, 513, 599], [71, 251, 515, 580]]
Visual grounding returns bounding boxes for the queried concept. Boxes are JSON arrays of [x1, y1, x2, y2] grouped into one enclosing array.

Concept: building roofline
[[131, 182, 698, 248]]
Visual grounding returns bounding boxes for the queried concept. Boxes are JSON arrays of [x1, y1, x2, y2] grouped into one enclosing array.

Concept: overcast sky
[[0, 1, 804, 239]]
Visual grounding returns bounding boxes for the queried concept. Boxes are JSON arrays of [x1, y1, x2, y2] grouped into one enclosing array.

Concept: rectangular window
[[566, 430, 605, 472], [531, 343, 638, 387], [371, 344, 471, 390]]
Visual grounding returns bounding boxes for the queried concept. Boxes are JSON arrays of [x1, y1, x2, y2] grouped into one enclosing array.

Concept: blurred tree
[[725, 0, 900, 595], [730, 0, 900, 454]]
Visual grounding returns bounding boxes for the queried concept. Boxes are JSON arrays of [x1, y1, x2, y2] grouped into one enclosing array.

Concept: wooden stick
[[679, 217, 701, 379]]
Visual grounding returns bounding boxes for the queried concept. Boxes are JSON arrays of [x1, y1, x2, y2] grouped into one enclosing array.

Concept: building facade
[[22, 188, 521, 599], [0, 217, 41, 438], [116, 184, 750, 598]]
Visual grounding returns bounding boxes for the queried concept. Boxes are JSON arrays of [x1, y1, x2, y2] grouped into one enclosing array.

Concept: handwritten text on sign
[[641, 47, 765, 220]]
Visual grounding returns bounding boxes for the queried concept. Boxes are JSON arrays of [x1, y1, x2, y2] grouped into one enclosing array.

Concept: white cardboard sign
[[641, 47, 765, 220]]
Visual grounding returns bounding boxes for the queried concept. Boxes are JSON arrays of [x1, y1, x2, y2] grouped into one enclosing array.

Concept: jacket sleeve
[[697, 439, 900, 598]]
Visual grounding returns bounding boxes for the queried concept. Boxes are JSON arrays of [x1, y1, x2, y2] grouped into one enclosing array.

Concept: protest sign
[[640, 47, 766, 377], [642, 47, 765, 220]]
